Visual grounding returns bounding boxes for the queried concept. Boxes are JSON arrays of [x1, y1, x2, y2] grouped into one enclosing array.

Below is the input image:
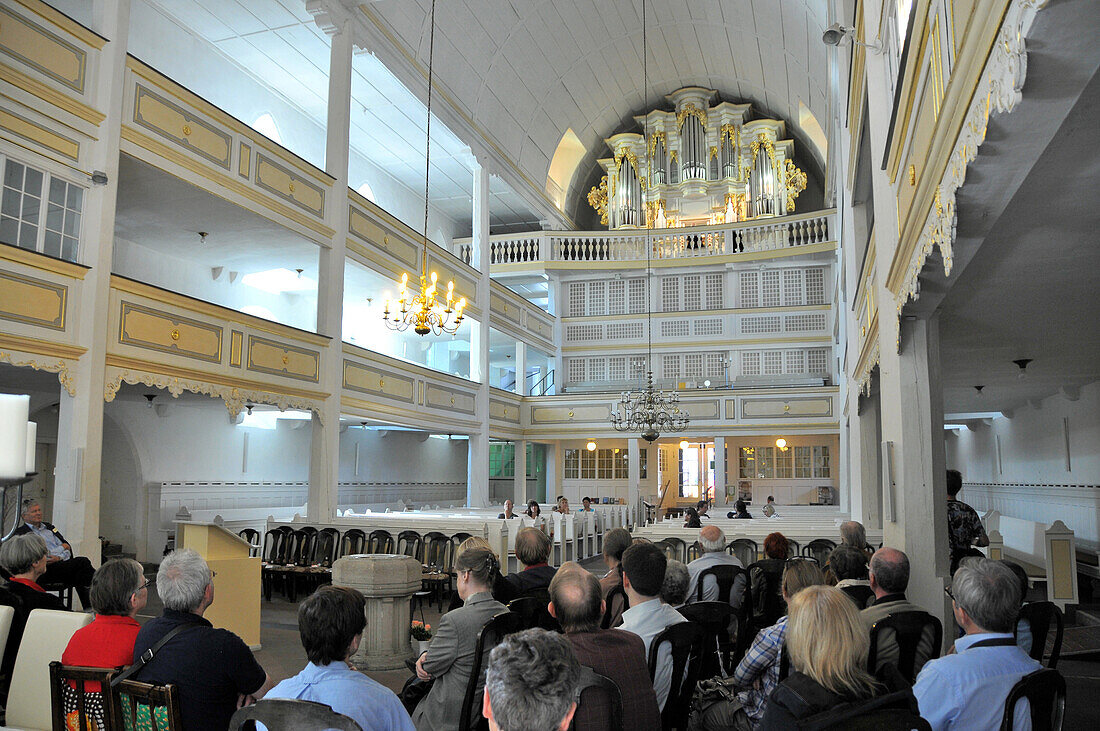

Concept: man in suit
[[14, 500, 93, 608], [861, 547, 936, 674], [549, 563, 660, 730]]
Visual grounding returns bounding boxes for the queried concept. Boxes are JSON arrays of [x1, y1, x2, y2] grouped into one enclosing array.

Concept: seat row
[[653, 535, 840, 565]]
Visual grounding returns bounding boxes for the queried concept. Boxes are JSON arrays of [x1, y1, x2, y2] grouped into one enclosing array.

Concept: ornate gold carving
[[908, 164, 916, 186], [647, 131, 666, 158], [784, 159, 807, 212], [450, 396, 455, 405], [0, 350, 76, 396], [676, 103, 707, 129], [587, 175, 609, 226], [613, 148, 641, 181], [709, 146, 718, 160], [182, 124, 191, 136], [170, 328, 180, 341]]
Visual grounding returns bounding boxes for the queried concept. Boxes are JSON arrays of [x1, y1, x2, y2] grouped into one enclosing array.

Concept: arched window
[[356, 181, 376, 203], [251, 113, 282, 145]]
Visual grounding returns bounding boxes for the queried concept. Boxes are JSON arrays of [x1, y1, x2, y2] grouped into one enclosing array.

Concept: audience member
[[412, 546, 508, 730], [660, 560, 690, 609], [62, 558, 147, 687], [1, 533, 67, 695], [748, 532, 789, 621], [683, 507, 701, 528], [524, 500, 547, 532], [696, 500, 711, 520], [617, 541, 687, 711], [762, 496, 777, 517], [686, 525, 746, 609], [447, 536, 514, 610], [760, 586, 903, 728], [548, 565, 661, 730], [914, 558, 1041, 730], [505, 527, 556, 595], [860, 547, 937, 675], [132, 549, 272, 730], [554, 497, 570, 514], [828, 546, 872, 608], [1000, 559, 1032, 654], [763, 532, 789, 560], [839, 520, 874, 558], [600, 527, 632, 626], [497, 499, 517, 519], [268, 585, 413, 731], [946, 469, 988, 573], [729, 499, 752, 519], [579, 496, 595, 513], [14, 499, 94, 608], [693, 560, 826, 729], [482, 629, 580, 731]]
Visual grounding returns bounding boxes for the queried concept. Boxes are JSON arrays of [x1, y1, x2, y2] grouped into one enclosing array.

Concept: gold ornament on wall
[[675, 103, 707, 129], [587, 175, 609, 225], [784, 159, 807, 212]]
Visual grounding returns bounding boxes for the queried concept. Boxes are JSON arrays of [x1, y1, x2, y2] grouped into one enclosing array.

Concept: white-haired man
[[686, 525, 747, 609], [132, 549, 273, 729]]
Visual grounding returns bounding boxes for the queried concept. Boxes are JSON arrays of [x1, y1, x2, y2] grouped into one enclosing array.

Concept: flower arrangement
[[411, 620, 433, 641]]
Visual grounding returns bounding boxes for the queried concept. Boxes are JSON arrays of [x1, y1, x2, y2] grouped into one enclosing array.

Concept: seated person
[[686, 526, 747, 608], [860, 547, 936, 675], [599, 527, 632, 626], [483, 629, 580, 731], [696, 500, 712, 521], [412, 547, 508, 730], [693, 560, 825, 730], [683, 507, 701, 528], [578, 496, 596, 513], [762, 496, 777, 517], [523, 500, 547, 532], [14, 500, 94, 609], [504, 527, 557, 595], [660, 560, 690, 610], [840, 520, 875, 559], [1, 533, 67, 696], [556, 497, 570, 514], [760, 586, 916, 728], [61, 559, 148, 729], [268, 585, 413, 730], [728, 499, 752, 519], [828, 545, 873, 608], [447, 536, 514, 610], [748, 532, 790, 623], [914, 558, 1042, 730], [497, 499, 518, 519]]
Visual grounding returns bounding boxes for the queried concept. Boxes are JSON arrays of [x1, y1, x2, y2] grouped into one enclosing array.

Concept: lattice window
[[629, 356, 647, 379], [705, 273, 724, 309], [742, 315, 781, 334], [658, 447, 668, 472], [739, 272, 758, 308], [794, 446, 812, 478], [782, 269, 804, 306], [662, 354, 681, 379], [628, 278, 647, 313], [761, 270, 780, 307], [806, 268, 826, 304], [784, 313, 827, 332], [661, 277, 680, 312], [597, 448, 613, 479], [739, 447, 756, 479], [776, 448, 793, 478], [814, 446, 831, 478], [607, 322, 644, 339], [567, 359, 585, 383], [683, 275, 701, 310], [568, 282, 586, 317], [564, 449, 580, 479], [587, 357, 606, 381], [807, 348, 829, 374], [566, 324, 602, 342], [693, 318, 722, 336], [705, 353, 724, 378], [785, 350, 806, 374], [580, 448, 596, 479], [741, 352, 761, 376], [684, 354, 704, 379], [763, 350, 783, 375], [608, 279, 625, 314], [608, 356, 626, 381], [43, 178, 82, 260], [1, 160, 43, 252], [588, 280, 606, 315], [614, 449, 629, 479], [660, 320, 689, 337]]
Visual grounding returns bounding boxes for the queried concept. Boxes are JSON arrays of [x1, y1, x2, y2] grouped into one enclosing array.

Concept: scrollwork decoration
[[587, 175, 609, 226], [0, 350, 77, 396]]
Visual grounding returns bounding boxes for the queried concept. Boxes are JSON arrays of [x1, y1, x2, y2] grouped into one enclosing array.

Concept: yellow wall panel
[[742, 397, 832, 419], [531, 405, 609, 424], [0, 108, 79, 160], [0, 5, 86, 92], [119, 301, 222, 363], [425, 383, 475, 415], [133, 85, 231, 169], [246, 335, 320, 383], [342, 360, 415, 402], [0, 270, 66, 329], [255, 153, 325, 218]]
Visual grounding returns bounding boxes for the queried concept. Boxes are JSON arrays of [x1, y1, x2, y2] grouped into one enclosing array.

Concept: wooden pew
[[984, 512, 1079, 610]]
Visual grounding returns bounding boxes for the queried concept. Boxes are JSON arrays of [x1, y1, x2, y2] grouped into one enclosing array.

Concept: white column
[[52, 0, 131, 563], [547, 441, 563, 505], [515, 341, 528, 396], [548, 279, 563, 393], [308, 11, 353, 521], [513, 440, 527, 505], [713, 436, 726, 505], [466, 161, 491, 507], [627, 438, 640, 508]]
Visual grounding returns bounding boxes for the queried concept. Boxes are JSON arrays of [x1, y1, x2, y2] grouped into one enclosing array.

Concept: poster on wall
[[737, 480, 752, 503]]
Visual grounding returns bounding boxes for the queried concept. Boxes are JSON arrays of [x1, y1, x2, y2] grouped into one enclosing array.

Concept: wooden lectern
[[175, 522, 261, 648]]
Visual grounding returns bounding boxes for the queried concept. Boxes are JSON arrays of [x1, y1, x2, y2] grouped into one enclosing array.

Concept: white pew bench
[[984, 512, 1079, 609]]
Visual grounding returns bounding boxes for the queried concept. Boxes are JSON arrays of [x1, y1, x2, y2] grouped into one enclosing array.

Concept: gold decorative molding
[[133, 84, 232, 170], [0, 348, 76, 395], [784, 159, 807, 212], [246, 335, 320, 383], [343, 359, 415, 402], [229, 330, 243, 368], [741, 396, 833, 419], [647, 131, 666, 158], [0, 270, 67, 329], [118, 300, 223, 363], [855, 335, 880, 396], [425, 383, 475, 415], [587, 175, 609, 226], [676, 103, 707, 129], [0, 331, 85, 360], [0, 62, 104, 125], [0, 4, 86, 92]]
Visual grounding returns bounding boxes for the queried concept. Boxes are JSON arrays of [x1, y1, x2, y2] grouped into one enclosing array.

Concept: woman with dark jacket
[[683, 507, 701, 528]]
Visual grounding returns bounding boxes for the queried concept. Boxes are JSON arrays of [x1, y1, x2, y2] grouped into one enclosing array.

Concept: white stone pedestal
[[333, 554, 422, 670]]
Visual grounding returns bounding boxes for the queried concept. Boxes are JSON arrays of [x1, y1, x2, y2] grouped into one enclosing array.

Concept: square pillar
[[713, 437, 726, 506], [513, 440, 528, 505]]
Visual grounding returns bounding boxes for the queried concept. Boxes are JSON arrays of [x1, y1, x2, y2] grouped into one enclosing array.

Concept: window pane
[[63, 211, 79, 237], [639, 449, 648, 479], [4, 162, 23, 188], [2, 189, 19, 217], [49, 178, 66, 205], [21, 193, 40, 221], [43, 231, 62, 257], [0, 216, 17, 244], [23, 167, 42, 194], [61, 236, 77, 261], [19, 222, 36, 248], [46, 203, 63, 232], [67, 185, 83, 210]]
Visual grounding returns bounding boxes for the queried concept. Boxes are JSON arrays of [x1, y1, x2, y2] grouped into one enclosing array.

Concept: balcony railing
[[458, 209, 834, 266]]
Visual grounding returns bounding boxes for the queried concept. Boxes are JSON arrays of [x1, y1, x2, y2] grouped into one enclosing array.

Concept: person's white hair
[[951, 557, 1021, 633], [157, 548, 211, 612], [0, 533, 47, 575], [699, 525, 726, 552]]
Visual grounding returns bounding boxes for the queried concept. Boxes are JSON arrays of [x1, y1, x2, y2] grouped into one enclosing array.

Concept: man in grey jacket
[[861, 547, 937, 675]]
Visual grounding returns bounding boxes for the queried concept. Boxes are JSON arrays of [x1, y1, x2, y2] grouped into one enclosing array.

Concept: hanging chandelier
[[381, 0, 465, 337], [611, 0, 689, 443]]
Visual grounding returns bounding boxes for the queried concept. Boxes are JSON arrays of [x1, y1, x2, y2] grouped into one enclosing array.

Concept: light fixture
[[586, 440, 597, 452], [609, 0, 689, 443], [703, 379, 711, 388], [679, 440, 689, 451], [198, 231, 208, 245], [822, 23, 881, 51], [144, 394, 156, 409], [90, 170, 108, 185], [245, 402, 254, 416], [1013, 358, 1033, 380], [974, 385, 984, 397], [776, 437, 788, 450], [381, 0, 466, 337]]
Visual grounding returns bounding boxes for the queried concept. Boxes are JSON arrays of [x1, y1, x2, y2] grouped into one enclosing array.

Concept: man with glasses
[[914, 558, 1041, 730]]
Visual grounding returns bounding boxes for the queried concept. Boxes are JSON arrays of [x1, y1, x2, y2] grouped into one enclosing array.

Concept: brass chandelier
[[610, 0, 689, 443], [382, 0, 466, 337]]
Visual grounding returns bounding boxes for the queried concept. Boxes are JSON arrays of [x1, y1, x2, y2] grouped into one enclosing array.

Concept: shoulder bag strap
[[110, 624, 194, 688]]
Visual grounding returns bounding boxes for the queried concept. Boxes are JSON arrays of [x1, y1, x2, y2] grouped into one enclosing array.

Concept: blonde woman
[[758, 586, 915, 728]]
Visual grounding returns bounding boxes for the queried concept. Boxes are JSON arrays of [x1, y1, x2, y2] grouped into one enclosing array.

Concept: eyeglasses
[[135, 577, 154, 593]]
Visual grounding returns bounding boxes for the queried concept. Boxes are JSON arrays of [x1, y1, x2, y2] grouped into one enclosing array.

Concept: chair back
[[6, 608, 93, 730], [238, 528, 261, 557], [867, 611, 943, 683], [570, 668, 623, 731], [423, 532, 452, 571], [49, 662, 117, 731], [368, 529, 395, 554], [314, 528, 341, 568], [686, 541, 704, 562], [999, 668, 1065, 731], [261, 529, 287, 564], [1017, 601, 1064, 668], [655, 537, 685, 563], [678, 601, 735, 680], [647, 622, 705, 730], [459, 611, 524, 731], [229, 698, 363, 731], [696, 564, 746, 605], [340, 528, 367, 557], [839, 584, 876, 610], [0, 603, 13, 662], [289, 529, 317, 567], [727, 538, 758, 566], [397, 531, 423, 561], [115, 678, 185, 731], [747, 560, 786, 625], [601, 583, 628, 629], [802, 538, 837, 564], [507, 589, 561, 632], [786, 539, 801, 556]]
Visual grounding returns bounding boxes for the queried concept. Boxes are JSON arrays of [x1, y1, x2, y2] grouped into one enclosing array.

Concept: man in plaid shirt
[[692, 560, 825, 729]]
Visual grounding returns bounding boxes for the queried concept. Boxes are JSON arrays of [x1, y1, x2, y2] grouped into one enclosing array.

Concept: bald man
[[861, 547, 937, 675], [685, 525, 746, 609]]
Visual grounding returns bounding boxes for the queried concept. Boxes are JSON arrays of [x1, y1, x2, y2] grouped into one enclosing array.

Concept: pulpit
[[175, 522, 261, 648]]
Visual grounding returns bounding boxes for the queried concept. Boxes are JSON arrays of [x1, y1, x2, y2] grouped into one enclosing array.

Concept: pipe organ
[[590, 87, 808, 231]]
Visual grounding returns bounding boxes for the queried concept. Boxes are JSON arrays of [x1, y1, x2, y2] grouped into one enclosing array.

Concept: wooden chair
[[727, 538, 758, 566], [1016, 601, 1064, 668], [647, 622, 705, 731], [229, 698, 362, 730], [305, 527, 341, 592], [686, 541, 705, 562], [458, 611, 524, 731], [867, 611, 943, 684], [115, 678, 184, 731], [261, 529, 290, 601], [601, 583, 628, 629], [49, 662, 117, 731], [655, 537, 686, 563], [570, 668, 623, 731], [238, 528, 261, 557], [39, 581, 74, 610], [786, 539, 801, 557], [340, 528, 367, 557], [422, 532, 453, 607], [281, 529, 318, 602], [368, 529, 395, 554], [801, 538, 837, 564], [678, 601, 735, 680], [999, 668, 1065, 731], [397, 531, 423, 562], [6, 609, 93, 730]]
